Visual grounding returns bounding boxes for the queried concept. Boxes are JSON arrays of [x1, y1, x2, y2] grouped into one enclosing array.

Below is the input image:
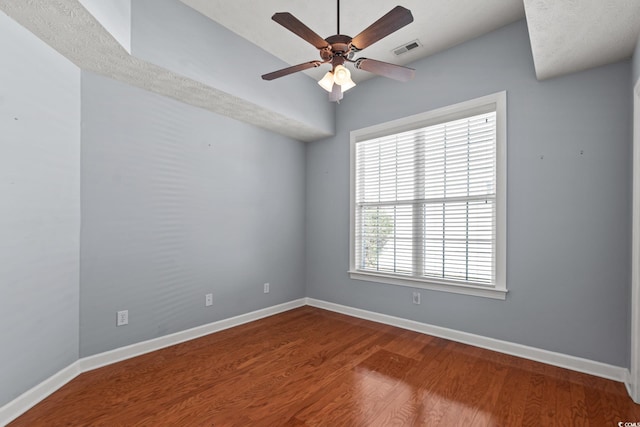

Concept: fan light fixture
[[333, 65, 356, 90], [317, 65, 356, 94], [318, 71, 334, 92], [261, 1, 415, 103]]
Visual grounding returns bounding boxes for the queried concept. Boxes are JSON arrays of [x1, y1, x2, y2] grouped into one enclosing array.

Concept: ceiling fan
[[261, 1, 415, 102]]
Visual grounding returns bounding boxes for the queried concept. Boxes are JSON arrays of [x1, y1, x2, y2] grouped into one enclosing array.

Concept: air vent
[[393, 39, 422, 56]]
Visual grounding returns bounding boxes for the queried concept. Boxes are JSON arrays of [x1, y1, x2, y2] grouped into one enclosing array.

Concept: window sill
[[348, 270, 507, 300]]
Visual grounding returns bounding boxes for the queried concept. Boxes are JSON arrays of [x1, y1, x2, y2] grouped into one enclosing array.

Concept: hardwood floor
[[9, 306, 640, 426]]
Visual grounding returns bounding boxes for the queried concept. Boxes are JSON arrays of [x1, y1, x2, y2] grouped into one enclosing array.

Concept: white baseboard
[[1, 296, 633, 426], [79, 299, 306, 372], [305, 298, 630, 383], [0, 361, 81, 427], [627, 369, 640, 404], [0, 298, 306, 426], [625, 370, 635, 402]]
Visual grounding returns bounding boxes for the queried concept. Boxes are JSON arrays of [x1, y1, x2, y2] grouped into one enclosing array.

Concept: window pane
[[357, 205, 413, 274], [356, 134, 415, 204], [422, 112, 496, 200], [423, 200, 494, 284], [353, 108, 498, 288]]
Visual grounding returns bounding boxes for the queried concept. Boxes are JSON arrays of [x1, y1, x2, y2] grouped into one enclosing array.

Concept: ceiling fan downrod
[[337, 0, 340, 35]]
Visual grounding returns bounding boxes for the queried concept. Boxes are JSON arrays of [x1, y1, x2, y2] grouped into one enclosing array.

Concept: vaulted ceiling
[[181, 0, 640, 82], [180, 0, 525, 83], [2, 0, 640, 141]]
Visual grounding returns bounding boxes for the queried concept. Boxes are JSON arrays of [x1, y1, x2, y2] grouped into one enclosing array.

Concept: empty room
[[2, 0, 640, 425]]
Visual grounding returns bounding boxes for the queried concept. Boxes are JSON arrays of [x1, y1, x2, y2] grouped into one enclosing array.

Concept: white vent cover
[[393, 39, 422, 56]]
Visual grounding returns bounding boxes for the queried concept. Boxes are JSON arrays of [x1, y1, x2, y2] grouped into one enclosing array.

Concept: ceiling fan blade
[[351, 6, 413, 51], [272, 12, 329, 50], [262, 61, 324, 81], [355, 58, 415, 82]]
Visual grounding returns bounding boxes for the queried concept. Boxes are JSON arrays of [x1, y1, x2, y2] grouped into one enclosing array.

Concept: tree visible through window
[[362, 208, 394, 270]]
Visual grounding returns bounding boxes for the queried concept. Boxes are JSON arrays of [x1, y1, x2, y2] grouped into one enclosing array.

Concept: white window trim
[[348, 91, 507, 300]]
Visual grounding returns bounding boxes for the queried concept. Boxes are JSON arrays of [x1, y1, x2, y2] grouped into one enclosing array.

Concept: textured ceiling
[[180, 0, 526, 83], [3, 0, 640, 144], [0, 0, 332, 142], [181, 0, 640, 83], [524, 0, 640, 80]]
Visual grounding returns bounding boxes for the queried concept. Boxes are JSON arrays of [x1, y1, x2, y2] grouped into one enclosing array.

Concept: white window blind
[[354, 111, 497, 287]]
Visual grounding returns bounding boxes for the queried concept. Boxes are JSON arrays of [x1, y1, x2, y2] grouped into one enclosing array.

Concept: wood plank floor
[[9, 306, 640, 426]]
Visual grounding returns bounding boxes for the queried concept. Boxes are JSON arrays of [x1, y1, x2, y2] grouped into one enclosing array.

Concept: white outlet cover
[[205, 293, 213, 307], [412, 292, 421, 305], [264, 283, 270, 293], [117, 310, 129, 326]]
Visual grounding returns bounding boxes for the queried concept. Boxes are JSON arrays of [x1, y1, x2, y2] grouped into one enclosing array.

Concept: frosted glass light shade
[[333, 65, 350, 84], [318, 71, 334, 92], [333, 65, 355, 92], [340, 78, 356, 92]]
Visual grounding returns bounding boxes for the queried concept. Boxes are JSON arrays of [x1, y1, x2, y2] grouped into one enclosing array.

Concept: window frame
[[348, 91, 507, 300]]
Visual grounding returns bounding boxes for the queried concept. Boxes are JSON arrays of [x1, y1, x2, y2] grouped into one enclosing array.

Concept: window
[[349, 92, 507, 299]]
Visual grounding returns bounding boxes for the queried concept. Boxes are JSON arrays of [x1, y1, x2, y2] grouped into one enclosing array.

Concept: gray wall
[[633, 33, 640, 87], [80, 71, 306, 356], [130, 0, 334, 140], [78, 0, 131, 52], [0, 12, 80, 406], [305, 20, 632, 367]]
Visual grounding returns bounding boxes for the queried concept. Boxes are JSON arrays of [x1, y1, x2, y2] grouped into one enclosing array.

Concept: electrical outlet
[[116, 310, 129, 326], [412, 292, 421, 305], [205, 293, 213, 307], [263, 283, 270, 293]]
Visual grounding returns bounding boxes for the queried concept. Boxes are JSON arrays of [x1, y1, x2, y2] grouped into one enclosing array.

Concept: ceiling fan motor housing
[[324, 35, 353, 58]]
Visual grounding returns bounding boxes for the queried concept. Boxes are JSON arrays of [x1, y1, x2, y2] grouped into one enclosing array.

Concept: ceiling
[[181, 0, 640, 83], [180, 0, 525, 83], [2, 0, 640, 143], [525, 0, 640, 80]]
